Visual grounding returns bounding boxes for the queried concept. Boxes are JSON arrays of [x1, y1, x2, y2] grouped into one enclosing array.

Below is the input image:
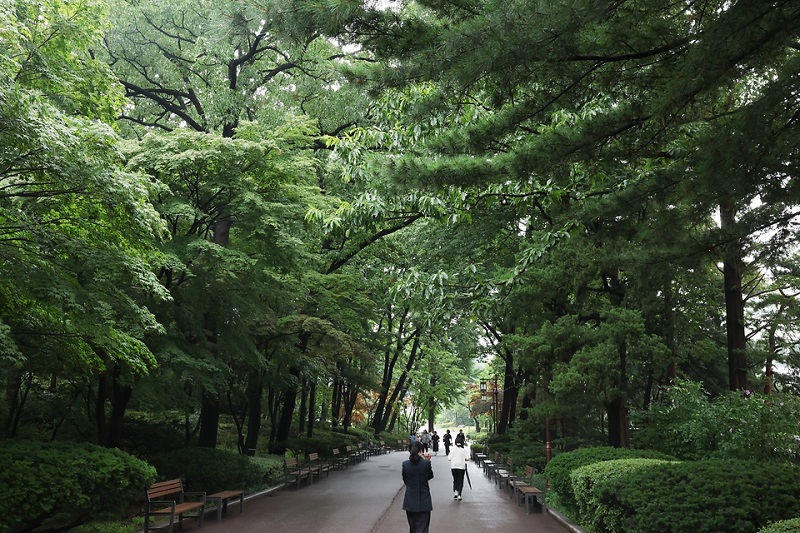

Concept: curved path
[[193, 447, 578, 533]]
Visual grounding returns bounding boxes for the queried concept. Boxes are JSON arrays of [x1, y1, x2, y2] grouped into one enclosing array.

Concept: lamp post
[[479, 379, 488, 432], [480, 377, 499, 434], [491, 376, 498, 434]]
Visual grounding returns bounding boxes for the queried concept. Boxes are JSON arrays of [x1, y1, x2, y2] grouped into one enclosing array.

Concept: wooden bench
[[496, 457, 514, 489], [473, 447, 488, 467], [369, 440, 383, 456], [357, 443, 370, 461], [380, 439, 392, 455], [307, 452, 332, 480], [345, 445, 364, 464], [207, 490, 244, 522], [505, 463, 532, 498], [483, 451, 501, 479], [512, 465, 546, 513], [332, 448, 349, 470], [144, 479, 206, 533], [284, 456, 314, 489]]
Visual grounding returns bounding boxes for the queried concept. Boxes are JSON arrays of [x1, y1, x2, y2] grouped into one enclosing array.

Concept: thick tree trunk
[[306, 381, 316, 438], [298, 378, 307, 434], [332, 378, 342, 428], [197, 213, 233, 448], [96, 363, 132, 448], [604, 396, 626, 448], [720, 201, 749, 391], [243, 372, 263, 455], [275, 367, 300, 443], [4, 370, 29, 438], [198, 394, 220, 447]]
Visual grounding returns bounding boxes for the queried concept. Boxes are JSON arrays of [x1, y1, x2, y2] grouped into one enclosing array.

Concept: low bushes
[[544, 446, 676, 513], [148, 447, 284, 494], [571, 458, 800, 533], [0, 440, 155, 533], [759, 518, 800, 533]]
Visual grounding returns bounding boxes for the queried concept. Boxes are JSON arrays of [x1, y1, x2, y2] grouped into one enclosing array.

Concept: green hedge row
[[759, 518, 800, 533], [544, 446, 677, 513], [0, 440, 155, 533], [148, 447, 285, 494], [568, 456, 800, 533], [572, 459, 800, 533]]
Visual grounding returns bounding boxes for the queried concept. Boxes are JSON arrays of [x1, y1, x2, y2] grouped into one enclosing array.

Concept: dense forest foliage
[[3, 0, 799, 466]]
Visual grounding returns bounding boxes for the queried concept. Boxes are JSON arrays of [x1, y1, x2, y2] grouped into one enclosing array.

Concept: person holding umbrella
[[447, 440, 470, 500]]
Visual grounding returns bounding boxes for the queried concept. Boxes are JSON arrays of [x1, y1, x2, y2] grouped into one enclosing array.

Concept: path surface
[[191, 448, 576, 533]]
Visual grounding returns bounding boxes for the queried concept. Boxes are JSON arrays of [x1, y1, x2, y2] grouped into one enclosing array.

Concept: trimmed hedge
[[573, 458, 800, 533], [759, 518, 800, 533], [571, 458, 677, 532], [544, 446, 676, 512], [148, 447, 284, 494], [0, 440, 155, 533]]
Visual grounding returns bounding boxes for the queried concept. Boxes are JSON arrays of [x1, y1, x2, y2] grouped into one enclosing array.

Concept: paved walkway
[[188, 448, 578, 533]]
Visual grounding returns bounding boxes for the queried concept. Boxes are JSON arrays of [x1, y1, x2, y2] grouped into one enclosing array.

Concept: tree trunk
[[664, 278, 677, 382], [243, 372, 263, 455], [198, 394, 220, 447], [720, 201, 749, 391], [375, 329, 422, 432], [298, 378, 307, 434], [765, 326, 777, 395], [605, 396, 626, 448], [197, 212, 233, 448], [275, 367, 300, 443], [306, 381, 316, 438], [96, 363, 133, 448]]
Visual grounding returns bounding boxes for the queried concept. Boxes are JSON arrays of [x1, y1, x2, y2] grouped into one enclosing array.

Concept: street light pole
[[480, 376, 500, 434], [492, 375, 498, 435]]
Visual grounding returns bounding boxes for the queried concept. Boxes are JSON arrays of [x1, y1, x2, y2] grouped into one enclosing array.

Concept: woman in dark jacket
[[402, 441, 434, 533]]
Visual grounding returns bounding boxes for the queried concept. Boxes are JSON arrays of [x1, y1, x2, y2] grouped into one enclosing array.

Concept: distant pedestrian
[[454, 429, 466, 446], [402, 441, 434, 533], [410, 432, 416, 444], [443, 429, 452, 456], [448, 440, 469, 501], [431, 431, 440, 456], [420, 429, 430, 453]]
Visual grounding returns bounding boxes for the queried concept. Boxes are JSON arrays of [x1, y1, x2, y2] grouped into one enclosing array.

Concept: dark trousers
[[406, 511, 431, 533], [451, 468, 466, 494], [444, 442, 450, 455]]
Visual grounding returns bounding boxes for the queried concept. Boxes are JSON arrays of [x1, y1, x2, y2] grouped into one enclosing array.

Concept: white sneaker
[[454, 491, 458, 498], [457, 495, 462, 500]]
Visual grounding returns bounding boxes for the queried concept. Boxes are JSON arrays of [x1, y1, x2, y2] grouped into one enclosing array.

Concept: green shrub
[[119, 413, 185, 457], [631, 380, 800, 462], [759, 518, 800, 533], [470, 443, 486, 454], [148, 447, 283, 494], [0, 440, 155, 533], [571, 458, 677, 532], [544, 446, 676, 513], [578, 459, 800, 533]]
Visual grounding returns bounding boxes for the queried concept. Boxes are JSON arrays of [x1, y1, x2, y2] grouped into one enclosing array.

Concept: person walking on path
[[431, 431, 440, 456], [448, 440, 469, 501], [402, 441, 434, 533], [420, 429, 430, 453], [442, 429, 452, 456], [454, 429, 466, 446]]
